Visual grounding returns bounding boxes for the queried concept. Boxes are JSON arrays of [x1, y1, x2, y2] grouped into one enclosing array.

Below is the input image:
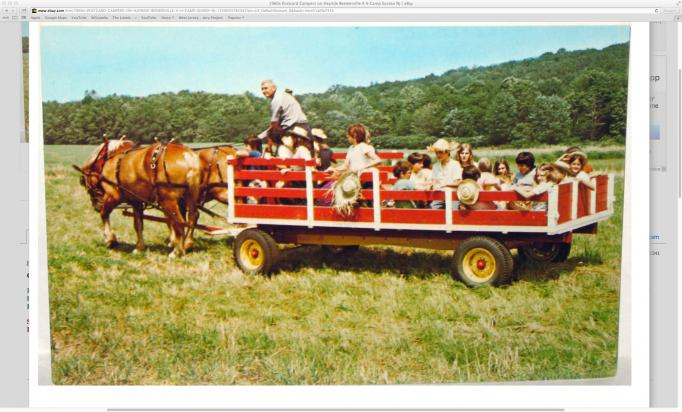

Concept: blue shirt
[[247, 150, 262, 170], [513, 168, 536, 187], [393, 179, 416, 208]]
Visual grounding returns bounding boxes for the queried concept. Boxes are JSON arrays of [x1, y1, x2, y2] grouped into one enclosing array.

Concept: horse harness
[[191, 146, 227, 207], [80, 141, 189, 217], [206, 146, 232, 188]]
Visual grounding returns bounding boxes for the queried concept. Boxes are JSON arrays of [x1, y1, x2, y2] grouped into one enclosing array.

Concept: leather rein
[[202, 146, 233, 191], [74, 142, 189, 211]]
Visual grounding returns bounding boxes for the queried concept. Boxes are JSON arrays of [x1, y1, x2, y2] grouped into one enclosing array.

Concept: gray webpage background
[[0, 21, 29, 408], [650, 20, 678, 408]]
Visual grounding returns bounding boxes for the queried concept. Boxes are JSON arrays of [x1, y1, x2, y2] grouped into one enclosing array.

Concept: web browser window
[[0, 0, 675, 411]]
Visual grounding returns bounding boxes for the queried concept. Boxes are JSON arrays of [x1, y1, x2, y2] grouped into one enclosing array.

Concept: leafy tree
[[567, 70, 619, 140], [527, 95, 572, 144], [41, 42, 629, 147], [442, 107, 472, 138], [486, 91, 517, 145], [500, 77, 540, 124], [412, 103, 441, 136]]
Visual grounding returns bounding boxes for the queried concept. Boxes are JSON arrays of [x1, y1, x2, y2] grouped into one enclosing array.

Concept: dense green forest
[[42, 42, 629, 148]]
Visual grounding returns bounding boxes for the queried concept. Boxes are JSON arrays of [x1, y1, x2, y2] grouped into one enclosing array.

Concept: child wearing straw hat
[[459, 165, 496, 211], [556, 151, 595, 190], [556, 146, 593, 173], [429, 138, 462, 210]]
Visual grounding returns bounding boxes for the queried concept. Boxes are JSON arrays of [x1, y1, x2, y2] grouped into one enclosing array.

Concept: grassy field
[[46, 144, 624, 384]]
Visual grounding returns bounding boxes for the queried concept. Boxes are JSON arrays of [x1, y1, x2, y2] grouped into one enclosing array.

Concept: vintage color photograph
[[41, 25, 628, 384]]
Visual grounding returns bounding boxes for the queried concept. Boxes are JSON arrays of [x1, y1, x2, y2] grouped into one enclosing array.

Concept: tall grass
[[46, 145, 624, 384]]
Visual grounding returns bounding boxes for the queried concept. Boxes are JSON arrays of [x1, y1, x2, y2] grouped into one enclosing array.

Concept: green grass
[[47, 144, 624, 384]]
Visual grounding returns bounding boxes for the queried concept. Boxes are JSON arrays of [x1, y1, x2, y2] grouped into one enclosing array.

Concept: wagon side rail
[[226, 157, 614, 234], [546, 173, 616, 235]]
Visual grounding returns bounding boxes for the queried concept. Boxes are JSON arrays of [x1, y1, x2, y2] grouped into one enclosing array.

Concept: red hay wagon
[[225, 153, 615, 287]]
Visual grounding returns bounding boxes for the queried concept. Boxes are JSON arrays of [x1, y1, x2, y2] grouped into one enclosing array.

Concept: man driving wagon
[[257, 80, 315, 158]]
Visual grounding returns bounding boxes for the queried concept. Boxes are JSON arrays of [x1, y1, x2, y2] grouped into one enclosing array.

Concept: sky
[[40, 25, 630, 103]]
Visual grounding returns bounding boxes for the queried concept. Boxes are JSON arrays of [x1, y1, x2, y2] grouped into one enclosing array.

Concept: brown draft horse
[[196, 145, 237, 206], [74, 137, 201, 257]]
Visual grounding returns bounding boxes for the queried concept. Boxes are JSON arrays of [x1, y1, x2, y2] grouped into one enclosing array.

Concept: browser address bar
[[57, 7, 660, 14], [294, 7, 659, 14]]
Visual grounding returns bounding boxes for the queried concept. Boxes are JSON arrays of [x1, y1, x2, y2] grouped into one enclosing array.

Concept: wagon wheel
[[518, 242, 571, 263], [234, 228, 280, 275], [453, 236, 513, 287]]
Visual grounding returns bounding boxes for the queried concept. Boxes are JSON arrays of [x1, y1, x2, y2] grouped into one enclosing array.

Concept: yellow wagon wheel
[[234, 228, 280, 275], [461, 248, 497, 283], [453, 236, 513, 287], [239, 240, 265, 271]]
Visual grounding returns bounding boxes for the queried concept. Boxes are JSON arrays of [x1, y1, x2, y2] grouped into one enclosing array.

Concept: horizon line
[[41, 40, 630, 104]]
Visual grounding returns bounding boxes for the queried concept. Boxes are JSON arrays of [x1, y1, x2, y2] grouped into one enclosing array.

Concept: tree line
[[42, 42, 629, 148]]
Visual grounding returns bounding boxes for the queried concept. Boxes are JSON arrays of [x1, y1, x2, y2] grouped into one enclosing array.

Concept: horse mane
[[83, 138, 135, 168]]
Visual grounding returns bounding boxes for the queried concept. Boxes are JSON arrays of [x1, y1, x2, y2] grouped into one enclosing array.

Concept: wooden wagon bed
[[225, 155, 615, 236]]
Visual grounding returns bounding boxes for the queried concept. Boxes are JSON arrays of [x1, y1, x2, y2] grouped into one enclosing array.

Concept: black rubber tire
[[323, 245, 360, 255], [518, 242, 572, 264], [453, 236, 514, 287], [233, 228, 280, 275]]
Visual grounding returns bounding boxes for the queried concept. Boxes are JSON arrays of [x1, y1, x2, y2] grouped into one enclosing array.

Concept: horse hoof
[[106, 240, 118, 249], [132, 248, 145, 254], [184, 242, 194, 251]]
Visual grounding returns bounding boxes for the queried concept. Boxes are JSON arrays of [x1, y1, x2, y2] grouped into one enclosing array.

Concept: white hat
[[457, 179, 480, 206], [330, 172, 362, 217], [288, 125, 310, 139], [341, 179, 357, 195], [429, 138, 457, 153], [311, 128, 328, 140]]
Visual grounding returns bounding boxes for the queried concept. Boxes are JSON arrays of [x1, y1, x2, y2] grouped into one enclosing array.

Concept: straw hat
[[555, 150, 588, 173], [565, 149, 588, 160], [457, 179, 480, 206], [288, 125, 310, 139], [311, 128, 328, 140], [330, 172, 362, 216], [428, 138, 458, 153]]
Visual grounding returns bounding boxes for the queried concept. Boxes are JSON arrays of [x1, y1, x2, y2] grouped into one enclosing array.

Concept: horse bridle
[[76, 142, 110, 193], [77, 142, 137, 196]]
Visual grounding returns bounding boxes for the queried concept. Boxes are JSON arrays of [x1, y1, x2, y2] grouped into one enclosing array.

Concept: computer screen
[[0, 1, 676, 411]]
